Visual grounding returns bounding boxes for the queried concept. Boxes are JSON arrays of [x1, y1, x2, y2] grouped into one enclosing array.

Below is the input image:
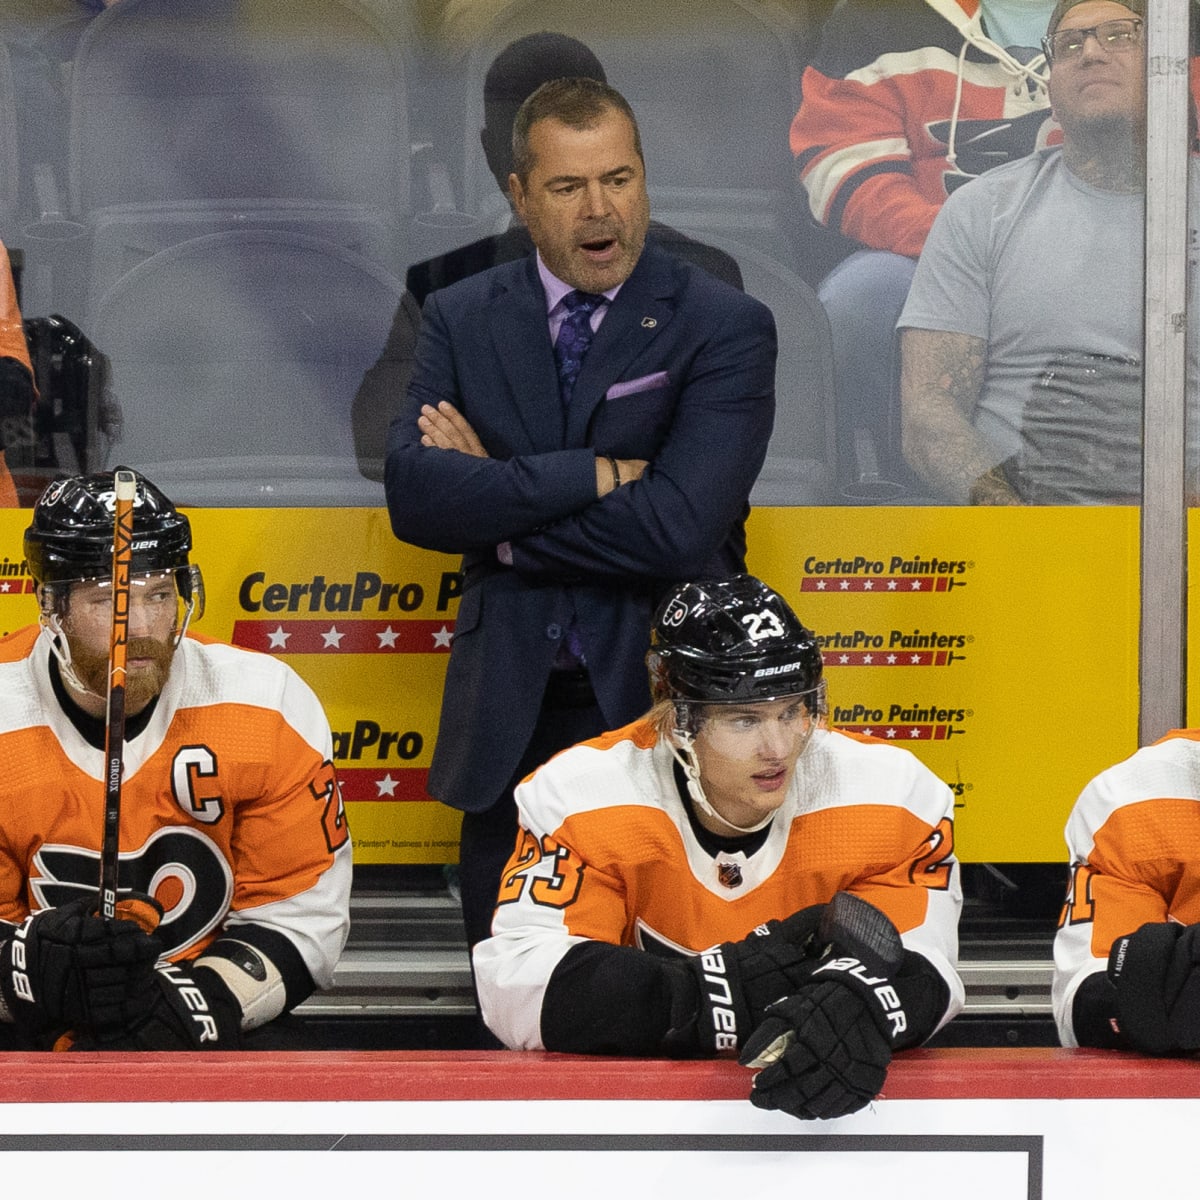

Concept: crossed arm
[[386, 285, 774, 571], [899, 327, 1021, 505], [417, 400, 647, 499]]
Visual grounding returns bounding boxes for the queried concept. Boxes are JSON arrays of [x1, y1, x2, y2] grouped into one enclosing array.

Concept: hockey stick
[[816, 890, 906, 974], [97, 469, 136, 921]]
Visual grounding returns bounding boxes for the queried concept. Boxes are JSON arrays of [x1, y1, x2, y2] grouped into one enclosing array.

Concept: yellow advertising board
[[0, 504, 1143, 866], [747, 506, 1141, 862], [0, 507, 463, 867]]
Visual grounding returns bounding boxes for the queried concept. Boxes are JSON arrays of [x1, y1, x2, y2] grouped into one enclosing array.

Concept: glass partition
[[0, 1, 1192, 923]]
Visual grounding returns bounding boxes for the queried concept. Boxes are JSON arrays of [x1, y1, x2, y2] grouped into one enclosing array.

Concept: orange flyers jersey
[[0, 626, 352, 989], [1053, 730, 1200, 1047], [789, 0, 1056, 259], [474, 718, 964, 1050], [0, 241, 32, 378]]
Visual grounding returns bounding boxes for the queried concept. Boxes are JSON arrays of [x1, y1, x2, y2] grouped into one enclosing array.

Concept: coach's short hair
[[510, 77, 643, 184]]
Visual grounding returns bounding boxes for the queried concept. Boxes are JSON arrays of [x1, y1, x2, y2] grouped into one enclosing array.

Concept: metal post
[[1139, 0, 1192, 743]]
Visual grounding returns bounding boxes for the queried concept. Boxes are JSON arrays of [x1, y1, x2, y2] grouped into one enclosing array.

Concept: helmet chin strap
[[668, 728, 778, 835], [40, 612, 101, 700], [38, 585, 198, 702]]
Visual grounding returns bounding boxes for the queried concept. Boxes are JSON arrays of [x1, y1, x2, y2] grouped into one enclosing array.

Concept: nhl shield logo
[[717, 860, 743, 889]]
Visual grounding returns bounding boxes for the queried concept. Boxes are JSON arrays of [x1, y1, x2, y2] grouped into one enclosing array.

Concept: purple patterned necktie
[[553, 290, 606, 403], [551, 291, 604, 671]]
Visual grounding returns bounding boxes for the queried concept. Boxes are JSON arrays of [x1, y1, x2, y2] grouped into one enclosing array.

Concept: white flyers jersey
[[474, 717, 964, 1050], [0, 626, 352, 989], [1053, 730, 1200, 1046]]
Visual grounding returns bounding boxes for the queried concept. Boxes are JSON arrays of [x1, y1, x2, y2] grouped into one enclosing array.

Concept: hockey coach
[[0, 470, 351, 1050], [384, 76, 776, 969]]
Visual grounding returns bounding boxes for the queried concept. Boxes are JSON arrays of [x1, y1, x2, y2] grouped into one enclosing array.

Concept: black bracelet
[[607, 455, 621, 490]]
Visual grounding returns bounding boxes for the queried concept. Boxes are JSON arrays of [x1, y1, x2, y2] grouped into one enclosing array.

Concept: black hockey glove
[[0, 895, 163, 1035], [1108, 921, 1200, 1056], [69, 960, 242, 1051], [666, 903, 827, 1056], [739, 892, 906, 1120]]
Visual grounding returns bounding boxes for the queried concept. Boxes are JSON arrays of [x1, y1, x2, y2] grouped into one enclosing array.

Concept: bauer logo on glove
[[697, 947, 739, 1052], [811, 955, 908, 1039]]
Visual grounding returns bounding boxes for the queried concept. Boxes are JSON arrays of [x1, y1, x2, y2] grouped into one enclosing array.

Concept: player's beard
[[67, 636, 176, 714]]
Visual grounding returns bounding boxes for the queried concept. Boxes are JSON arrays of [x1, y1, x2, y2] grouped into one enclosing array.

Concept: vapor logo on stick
[[99, 470, 137, 921]]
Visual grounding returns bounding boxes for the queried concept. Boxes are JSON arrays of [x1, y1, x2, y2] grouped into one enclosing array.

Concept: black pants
[[456, 670, 606, 1048], [456, 672, 609, 1046], [457, 668, 606, 954]]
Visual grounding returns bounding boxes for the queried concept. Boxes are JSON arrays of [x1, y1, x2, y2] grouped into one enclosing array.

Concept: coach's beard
[[68, 636, 176, 714]]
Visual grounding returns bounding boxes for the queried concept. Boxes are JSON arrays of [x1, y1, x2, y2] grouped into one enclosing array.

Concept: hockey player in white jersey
[[0, 470, 351, 1051], [474, 575, 963, 1119], [1054, 731, 1200, 1054]]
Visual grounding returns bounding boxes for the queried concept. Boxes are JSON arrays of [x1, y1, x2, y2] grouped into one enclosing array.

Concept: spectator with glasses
[[897, 0, 1191, 505], [1043, 9, 1145, 60], [789, 0, 1059, 491]]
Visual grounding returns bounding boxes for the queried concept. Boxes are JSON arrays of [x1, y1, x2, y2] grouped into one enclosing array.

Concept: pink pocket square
[[605, 371, 670, 400]]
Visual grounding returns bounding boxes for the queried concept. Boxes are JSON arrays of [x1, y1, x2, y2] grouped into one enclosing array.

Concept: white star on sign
[[816, 580, 827, 590], [911, 580, 923, 590], [267, 626, 291, 649], [910, 654, 921, 664], [887, 654, 897, 664], [886, 728, 897, 738], [863, 654, 873, 664], [839, 580, 850, 590], [0, 581, 10, 593], [377, 626, 399, 648], [839, 654, 850, 664], [376, 775, 398, 797], [862, 727, 874, 737], [887, 580, 897, 590], [322, 626, 345, 649], [863, 580, 874, 591], [909, 728, 922, 739], [432, 626, 453, 648]]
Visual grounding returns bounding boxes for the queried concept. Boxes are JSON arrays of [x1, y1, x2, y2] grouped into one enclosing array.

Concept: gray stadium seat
[[91, 229, 404, 505], [68, 0, 413, 309], [693, 232, 838, 506]]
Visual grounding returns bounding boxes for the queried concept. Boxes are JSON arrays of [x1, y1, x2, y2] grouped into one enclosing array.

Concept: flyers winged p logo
[[660, 598, 689, 628]]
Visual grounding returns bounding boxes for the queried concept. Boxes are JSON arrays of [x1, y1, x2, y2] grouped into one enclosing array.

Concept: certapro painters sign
[[0, 507, 463, 867], [746, 505, 1141, 862], [0, 504, 1149, 864], [802, 552, 972, 742]]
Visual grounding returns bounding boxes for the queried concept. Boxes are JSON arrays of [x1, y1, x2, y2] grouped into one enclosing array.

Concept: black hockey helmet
[[25, 468, 194, 593], [647, 575, 824, 707]]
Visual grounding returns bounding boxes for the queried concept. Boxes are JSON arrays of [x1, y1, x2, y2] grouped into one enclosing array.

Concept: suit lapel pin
[[641, 316, 657, 328]]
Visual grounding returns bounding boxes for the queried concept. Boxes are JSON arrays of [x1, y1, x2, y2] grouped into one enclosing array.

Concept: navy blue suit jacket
[[384, 242, 776, 813]]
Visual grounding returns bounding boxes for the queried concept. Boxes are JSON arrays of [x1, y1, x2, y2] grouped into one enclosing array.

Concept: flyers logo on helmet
[[660, 597, 689, 627]]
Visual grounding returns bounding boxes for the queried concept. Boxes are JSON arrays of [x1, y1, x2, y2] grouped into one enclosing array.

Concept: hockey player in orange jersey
[[1054, 731, 1200, 1055], [0, 470, 351, 1050], [474, 575, 963, 1120]]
